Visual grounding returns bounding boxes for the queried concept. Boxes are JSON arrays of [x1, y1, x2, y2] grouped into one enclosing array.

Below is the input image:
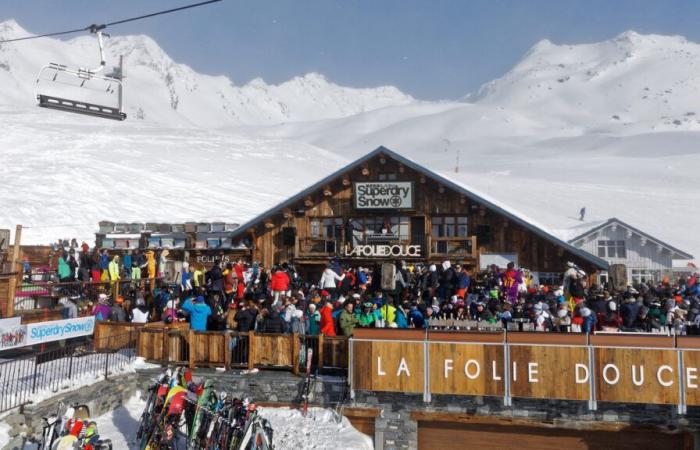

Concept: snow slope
[[0, 105, 348, 245], [0, 20, 413, 127]]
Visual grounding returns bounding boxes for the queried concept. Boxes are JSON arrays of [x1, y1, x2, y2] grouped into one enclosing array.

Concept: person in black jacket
[[206, 260, 224, 295], [261, 309, 285, 334], [235, 302, 257, 332]]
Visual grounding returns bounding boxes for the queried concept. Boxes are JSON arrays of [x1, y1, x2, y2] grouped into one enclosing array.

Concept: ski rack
[[34, 25, 126, 121]]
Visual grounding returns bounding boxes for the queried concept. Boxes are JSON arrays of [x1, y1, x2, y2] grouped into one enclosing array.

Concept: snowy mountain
[[467, 31, 700, 132], [0, 19, 413, 127], [0, 25, 698, 261]]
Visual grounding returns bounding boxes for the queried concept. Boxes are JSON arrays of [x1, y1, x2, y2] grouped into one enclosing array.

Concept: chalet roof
[[568, 218, 694, 260], [229, 146, 609, 270]]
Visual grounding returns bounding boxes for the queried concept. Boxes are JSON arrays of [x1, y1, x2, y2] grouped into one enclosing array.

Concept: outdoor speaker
[[609, 264, 628, 290], [282, 227, 296, 246], [476, 225, 491, 246], [381, 263, 396, 291]]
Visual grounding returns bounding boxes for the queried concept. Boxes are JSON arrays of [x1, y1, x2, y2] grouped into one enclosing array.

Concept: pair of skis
[[301, 348, 314, 417]]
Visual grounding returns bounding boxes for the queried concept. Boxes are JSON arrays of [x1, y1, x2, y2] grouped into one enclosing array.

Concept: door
[[411, 216, 425, 255]]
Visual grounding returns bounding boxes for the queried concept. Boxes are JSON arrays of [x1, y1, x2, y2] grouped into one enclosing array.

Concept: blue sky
[[2, 0, 700, 99]]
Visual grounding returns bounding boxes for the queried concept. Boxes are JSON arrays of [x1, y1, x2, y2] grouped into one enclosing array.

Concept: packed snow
[[0, 20, 698, 261], [75, 395, 374, 450]]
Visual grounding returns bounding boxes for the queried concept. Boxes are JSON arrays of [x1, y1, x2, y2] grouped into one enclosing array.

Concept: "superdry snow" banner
[[354, 182, 414, 210]]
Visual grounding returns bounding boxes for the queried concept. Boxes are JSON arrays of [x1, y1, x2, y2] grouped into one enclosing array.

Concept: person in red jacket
[[319, 300, 337, 336], [271, 266, 290, 308], [234, 261, 246, 300]]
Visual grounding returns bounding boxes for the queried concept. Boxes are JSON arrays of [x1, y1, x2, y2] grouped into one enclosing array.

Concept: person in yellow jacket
[[379, 302, 396, 327], [145, 250, 156, 279], [108, 255, 121, 281]]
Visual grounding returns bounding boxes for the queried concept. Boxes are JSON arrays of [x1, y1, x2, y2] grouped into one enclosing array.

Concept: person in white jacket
[[319, 265, 345, 300]]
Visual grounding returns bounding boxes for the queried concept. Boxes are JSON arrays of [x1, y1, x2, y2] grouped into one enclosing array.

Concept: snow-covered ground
[[85, 396, 373, 450]]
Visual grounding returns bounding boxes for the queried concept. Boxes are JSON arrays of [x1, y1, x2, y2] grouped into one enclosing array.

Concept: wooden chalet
[[228, 146, 608, 280]]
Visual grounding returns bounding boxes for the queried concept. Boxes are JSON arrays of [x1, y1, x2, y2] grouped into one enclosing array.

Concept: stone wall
[[2, 371, 149, 450], [352, 389, 700, 450]]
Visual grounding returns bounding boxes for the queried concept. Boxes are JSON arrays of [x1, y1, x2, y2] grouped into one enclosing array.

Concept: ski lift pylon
[[34, 25, 126, 121]]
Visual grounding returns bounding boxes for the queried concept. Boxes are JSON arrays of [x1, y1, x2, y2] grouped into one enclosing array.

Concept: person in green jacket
[[357, 301, 382, 328], [305, 303, 321, 335], [57, 254, 71, 282], [339, 301, 359, 336]]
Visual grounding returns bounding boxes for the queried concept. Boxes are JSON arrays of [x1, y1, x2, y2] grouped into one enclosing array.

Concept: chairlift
[[34, 25, 126, 121]]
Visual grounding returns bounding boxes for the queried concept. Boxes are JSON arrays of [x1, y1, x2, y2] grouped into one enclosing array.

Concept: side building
[[568, 217, 694, 285]]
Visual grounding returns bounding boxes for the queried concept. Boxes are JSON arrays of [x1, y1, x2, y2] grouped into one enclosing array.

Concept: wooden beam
[[6, 224, 22, 318], [408, 410, 680, 434]]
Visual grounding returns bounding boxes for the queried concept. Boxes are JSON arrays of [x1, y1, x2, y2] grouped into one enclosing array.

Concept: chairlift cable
[[0, 0, 222, 44]]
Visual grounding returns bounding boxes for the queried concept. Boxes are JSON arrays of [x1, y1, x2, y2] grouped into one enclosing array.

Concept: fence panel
[[0, 331, 137, 413]]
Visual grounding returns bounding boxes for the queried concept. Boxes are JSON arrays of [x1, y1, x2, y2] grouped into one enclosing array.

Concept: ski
[[302, 348, 313, 417]]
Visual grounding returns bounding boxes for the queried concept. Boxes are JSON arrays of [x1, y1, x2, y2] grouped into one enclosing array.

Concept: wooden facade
[[234, 147, 607, 277]]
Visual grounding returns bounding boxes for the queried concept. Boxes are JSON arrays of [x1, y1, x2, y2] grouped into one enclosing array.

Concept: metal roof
[[568, 217, 694, 260], [229, 146, 610, 270]]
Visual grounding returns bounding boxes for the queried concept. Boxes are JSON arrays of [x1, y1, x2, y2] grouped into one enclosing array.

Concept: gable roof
[[230, 146, 609, 270], [568, 218, 694, 260]]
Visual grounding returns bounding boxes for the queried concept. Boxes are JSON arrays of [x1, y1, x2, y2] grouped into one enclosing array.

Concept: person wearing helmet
[[109, 296, 127, 322]]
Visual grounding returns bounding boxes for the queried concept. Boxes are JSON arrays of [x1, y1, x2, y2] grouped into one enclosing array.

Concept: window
[[630, 269, 661, 284], [597, 240, 626, 258], [378, 173, 397, 181], [432, 217, 468, 238], [598, 271, 609, 285], [310, 218, 342, 239], [534, 272, 562, 287]]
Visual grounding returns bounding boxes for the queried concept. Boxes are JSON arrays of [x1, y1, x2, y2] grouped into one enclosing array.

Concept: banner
[[0, 324, 27, 351], [25, 316, 96, 346], [0, 317, 21, 328], [354, 182, 414, 209]]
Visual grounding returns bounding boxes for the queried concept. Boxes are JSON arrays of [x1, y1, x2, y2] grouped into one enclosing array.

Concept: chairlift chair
[[34, 25, 126, 121]]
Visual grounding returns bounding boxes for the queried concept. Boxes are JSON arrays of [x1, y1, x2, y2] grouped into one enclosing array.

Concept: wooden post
[[317, 334, 325, 371], [188, 329, 196, 369], [247, 331, 256, 370], [292, 332, 300, 376], [6, 224, 22, 318], [161, 328, 167, 366], [224, 332, 231, 370]]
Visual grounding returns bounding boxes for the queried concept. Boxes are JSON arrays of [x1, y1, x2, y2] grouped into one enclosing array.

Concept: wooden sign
[[351, 332, 700, 407], [510, 345, 589, 401], [594, 347, 679, 405], [429, 343, 504, 396], [353, 340, 424, 393]]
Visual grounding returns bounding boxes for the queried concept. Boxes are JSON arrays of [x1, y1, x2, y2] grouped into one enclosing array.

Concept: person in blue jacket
[[182, 295, 212, 331]]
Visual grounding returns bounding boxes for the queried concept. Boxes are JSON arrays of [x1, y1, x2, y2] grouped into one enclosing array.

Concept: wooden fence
[[93, 321, 351, 373]]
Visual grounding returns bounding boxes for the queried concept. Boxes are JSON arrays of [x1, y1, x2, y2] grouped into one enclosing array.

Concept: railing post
[[188, 329, 195, 369], [587, 344, 597, 411], [224, 332, 232, 370], [348, 338, 354, 400], [292, 333, 300, 375], [317, 333, 325, 371], [104, 351, 110, 380], [503, 332, 511, 407], [247, 331, 256, 370], [423, 338, 431, 403], [31, 353, 39, 394]]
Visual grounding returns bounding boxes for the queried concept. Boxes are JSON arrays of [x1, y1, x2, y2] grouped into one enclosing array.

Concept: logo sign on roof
[[354, 182, 414, 210]]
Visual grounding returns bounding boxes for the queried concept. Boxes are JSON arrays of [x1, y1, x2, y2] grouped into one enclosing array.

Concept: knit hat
[[195, 295, 205, 303]]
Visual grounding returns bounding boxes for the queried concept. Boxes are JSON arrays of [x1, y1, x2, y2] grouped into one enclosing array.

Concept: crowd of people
[[49, 248, 700, 337]]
